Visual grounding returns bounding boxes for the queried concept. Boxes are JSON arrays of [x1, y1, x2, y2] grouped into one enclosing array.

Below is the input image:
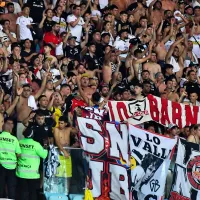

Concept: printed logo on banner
[[128, 99, 149, 121], [187, 155, 200, 190], [150, 179, 160, 192]]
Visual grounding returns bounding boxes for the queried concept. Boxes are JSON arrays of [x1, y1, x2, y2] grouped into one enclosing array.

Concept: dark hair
[[1, 19, 10, 26], [23, 127, 34, 138], [38, 95, 47, 102], [193, 124, 200, 131], [92, 92, 101, 103], [35, 111, 45, 117], [22, 3, 30, 10], [59, 116, 68, 123], [4, 117, 14, 123], [187, 70, 195, 77], [134, 49, 143, 56], [6, 2, 14, 7], [142, 70, 150, 75], [61, 84, 71, 90]]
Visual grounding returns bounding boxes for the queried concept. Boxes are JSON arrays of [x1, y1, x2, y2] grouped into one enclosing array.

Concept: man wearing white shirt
[[16, 4, 33, 42], [114, 29, 130, 59], [67, 5, 85, 43]]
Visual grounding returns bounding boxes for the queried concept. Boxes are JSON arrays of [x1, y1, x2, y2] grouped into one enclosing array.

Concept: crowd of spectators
[[1, 0, 200, 199]]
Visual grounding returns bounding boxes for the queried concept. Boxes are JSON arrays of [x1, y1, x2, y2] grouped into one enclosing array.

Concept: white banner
[[107, 94, 200, 128], [129, 124, 177, 200], [169, 138, 200, 200]]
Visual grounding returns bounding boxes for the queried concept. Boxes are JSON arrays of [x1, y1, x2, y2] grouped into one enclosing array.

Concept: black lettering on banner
[[143, 142, 152, 153], [144, 194, 158, 200], [146, 133, 160, 145], [130, 135, 142, 147], [150, 179, 160, 192]]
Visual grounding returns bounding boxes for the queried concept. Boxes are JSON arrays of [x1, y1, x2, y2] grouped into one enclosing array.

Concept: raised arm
[[34, 72, 48, 100], [6, 88, 23, 116], [80, 26, 89, 49], [76, 75, 90, 105], [165, 38, 184, 63], [162, 19, 174, 44]]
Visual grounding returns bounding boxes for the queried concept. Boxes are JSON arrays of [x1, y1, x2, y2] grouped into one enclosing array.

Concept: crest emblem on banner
[[187, 155, 200, 190], [128, 99, 148, 121]]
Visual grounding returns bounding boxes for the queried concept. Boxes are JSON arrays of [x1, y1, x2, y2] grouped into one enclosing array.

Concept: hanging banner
[[108, 94, 200, 128], [129, 124, 177, 200], [169, 138, 200, 200], [77, 117, 129, 200]]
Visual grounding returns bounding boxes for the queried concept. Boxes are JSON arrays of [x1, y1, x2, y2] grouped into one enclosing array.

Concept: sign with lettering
[[169, 139, 200, 200], [108, 94, 200, 128], [129, 124, 177, 200], [77, 117, 129, 200]]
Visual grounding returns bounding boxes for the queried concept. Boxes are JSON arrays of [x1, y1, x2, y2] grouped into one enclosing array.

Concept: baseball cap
[[168, 123, 178, 130], [1, 36, 10, 43], [68, 36, 77, 40]]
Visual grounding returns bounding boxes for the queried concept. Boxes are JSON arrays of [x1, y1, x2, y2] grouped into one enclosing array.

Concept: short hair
[[142, 70, 150, 75], [59, 116, 68, 123], [6, 2, 14, 7], [36, 111, 45, 117], [187, 70, 195, 76], [134, 49, 143, 56], [92, 92, 101, 102], [193, 124, 200, 130], [22, 3, 30, 10], [61, 84, 71, 90], [38, 95, 47, 102], [1, 19, 10, 26]]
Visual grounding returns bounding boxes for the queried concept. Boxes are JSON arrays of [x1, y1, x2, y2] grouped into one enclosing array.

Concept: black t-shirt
[[116, 21, 130, 33], [27, 0, 45, 24], [84, 53, 100, 71], [43, 19, 55, 33], [95, 42, 105, 59], [64, 45, 81, 61], [36, 108, 55, 127], [28, 122, 53, 146]]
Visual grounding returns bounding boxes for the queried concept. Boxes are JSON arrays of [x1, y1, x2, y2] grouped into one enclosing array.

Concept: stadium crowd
[[0, 0, 200, 199]]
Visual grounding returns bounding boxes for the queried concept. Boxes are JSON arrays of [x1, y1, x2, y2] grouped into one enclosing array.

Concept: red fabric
[[71, 98, 88, 113], [41, 32, 62, 56]]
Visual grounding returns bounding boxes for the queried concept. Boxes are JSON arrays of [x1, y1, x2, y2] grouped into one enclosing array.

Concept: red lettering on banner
[[169, 191, 190, 200], [148, 95, 159, 121], [185, 105, 199, 126], [172, 102, 182, 128], [108, 101, 115, 120], [117, 102, 130, 121], [160, 98, 170, 125]]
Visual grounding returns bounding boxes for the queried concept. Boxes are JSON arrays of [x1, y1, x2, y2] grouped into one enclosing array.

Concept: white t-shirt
[[16, 16, 33, 40], [67, 14, 85, 42], [190, 34, 200, 58], [114, 38, 130, 58], [55, 42, 64, 56], [0, 31, 16, 50]]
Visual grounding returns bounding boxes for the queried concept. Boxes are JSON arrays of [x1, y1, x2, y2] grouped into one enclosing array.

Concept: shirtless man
[[103, 50, 121, 84], [127, 0, 147, 23], [143, 51, 161, 82], [132, 41, 153, 81], [161, 0, 176, 11], [165, 78, 179, 102], [16, 73, 48, 140], [54, 116, 77, 157], [0, 3, 18, 33], [165, 37, 186, 83], [187, 124, 200, 144], [154, 19, 174, 68], [155, 72, 166, 93], [148, 0, 164, 27]]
